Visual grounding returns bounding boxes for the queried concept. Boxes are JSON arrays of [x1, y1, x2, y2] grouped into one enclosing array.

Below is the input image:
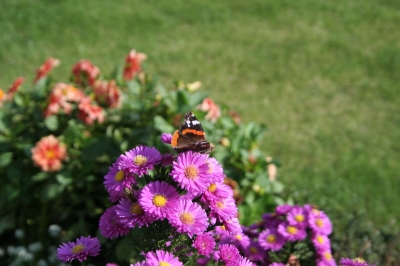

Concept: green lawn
[[1, 0, 399, 226]]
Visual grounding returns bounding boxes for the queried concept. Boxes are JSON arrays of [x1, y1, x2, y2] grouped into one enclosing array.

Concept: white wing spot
[[192, 120, 200, 125], [186, 119, 191, 127]]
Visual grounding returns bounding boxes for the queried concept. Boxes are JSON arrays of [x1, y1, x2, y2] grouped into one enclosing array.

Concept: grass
[[1, 0, 400, 227]]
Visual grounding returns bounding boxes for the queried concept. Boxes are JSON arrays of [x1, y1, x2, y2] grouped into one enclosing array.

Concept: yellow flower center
[[295, 214, 304, 222], [159, 262, 170, 266], [323, 251, 332, 260], [315, 218, 324, 228], [354, 258, 365, 263], [180, 212, 195, 225], [45, 150, 56, 159], [133, 155, 148, 166], [216, 201, 225, 209], [115, 170, 125, 182], [153, 194, 167, 207], [266, 234, 276, 243], [235, 234, 242, 240], [220, 225, 226, 230], [208, 183, 217, 192], [184, 165, 198, 179], [250, 247, 258, 254], [130, 203, 144, 215], [287, 226, 297, 235], [317, 235, 324, 244], [71, 243, 85, 254]]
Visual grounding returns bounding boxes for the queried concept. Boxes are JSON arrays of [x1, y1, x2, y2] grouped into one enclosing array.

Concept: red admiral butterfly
[[171, 112, 214, 154]]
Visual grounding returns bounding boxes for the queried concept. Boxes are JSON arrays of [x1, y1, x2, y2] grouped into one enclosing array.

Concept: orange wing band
[[182, 129, 205, 136], [171, 130, 179, 147]]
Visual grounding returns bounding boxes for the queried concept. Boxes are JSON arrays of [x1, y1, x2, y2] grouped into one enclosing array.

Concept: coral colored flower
[[193, 233, 216, 257], [145, 250, 183, 266], [57, 236, 100, 262], [99, 206, 130, 239], [123, 49, 147, 81], [92, 80, 122, 108], [139, 181, 180, 219], [168, 200, 208, 236], [277, 222, 307, 242], [171, 151, 211, 193], [34, 57, 60, 83], [78, 97, 105, 125], [198, 98, 221, 122], [31, 135, 67, 172], [228, 110, 241, 124], [258, 227, 285, 251], [118, 145, 162, 177], [115, 198, 155, 228], [6, 76, 25, 100], [72, 59, 100, 86], [44, 83, 85, 117]]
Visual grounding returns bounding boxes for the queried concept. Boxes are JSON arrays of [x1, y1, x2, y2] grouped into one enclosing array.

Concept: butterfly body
[[171, 112, 214, 154]]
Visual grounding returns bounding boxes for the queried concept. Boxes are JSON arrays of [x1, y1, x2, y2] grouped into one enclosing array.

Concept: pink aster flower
[[309, 211, 332, 235], [238, 256, 255, 266], [340, 258, 374, 266], [138, 181, 180, 219], [232, 233, 251, 250], [168, 200, 208, 236], [223, 218, 242, 235], [160, 133, 173, 144], [218, 244, 241, 265], [311, 233, 331, 251], [193, 233, 216, 257], [206, 158, 225, 183], [119, 145, 162, 177], [145, 250, 183, 266], [99, 206, 130, 239], [203, 182, 233, 204], [209, 197, 238, 221], [258, 227, 285, 251], [317, 250, 337, 266], [130, 262, 148, 266], [287, 206, 308, 228], [277, 222, 307, 242], [115, 198, 155, 228], [270, 263, 285, 266], [171, 151, 212, 193], [245, 241, 266, 262], [57, 236, 100, 262], [275, 204, 292, 216], [104, 157, 136, 196]]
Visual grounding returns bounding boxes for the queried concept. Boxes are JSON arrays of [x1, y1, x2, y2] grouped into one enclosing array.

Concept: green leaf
[[44, 115, 59, 131], [0, 152, 12, 167], [31, 172, 49, 181], [44, 184, 64, 199], [153, 116, 174, 133], [56, 173, 72, 186], [188, 91, 209, 107], [126, 80, 141, 95]]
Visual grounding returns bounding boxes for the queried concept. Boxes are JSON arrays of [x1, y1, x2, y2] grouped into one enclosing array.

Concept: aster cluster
[[99, 139, 242, 264], [212, 204, 336, 266]]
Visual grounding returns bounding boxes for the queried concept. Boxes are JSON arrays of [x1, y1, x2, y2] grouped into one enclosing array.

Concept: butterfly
[[171, 112, 214, 154]]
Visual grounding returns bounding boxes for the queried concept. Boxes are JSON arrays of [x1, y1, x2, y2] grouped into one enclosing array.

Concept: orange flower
[[31, 135, 67, 172], [72, 60, 100, 86], [123, 49, 147, 81], [198, 98, 221, 122], [92, 80, 122, 108], [34, 57, 60, 84], [78, 97, 105, 125]]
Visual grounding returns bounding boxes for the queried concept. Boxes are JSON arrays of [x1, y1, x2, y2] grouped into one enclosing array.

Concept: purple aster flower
[[261, 213, 282, 228], [287, 206, 308, 228], [239, 256, 255, 266], [340, 258, 374, 266], [57, 236, 100, 262], [245, 241, 266, 262], [206, 157, 225, 183], [138, 181, 180, 219], [209, 197, 238, 221], [99, 206, 130, 239], [161, 153, 175, 166], [232, 233, 251, 250], [275, 204, 292, 216], [115, 198, 156, 228], [145, 250, 183, 266], [277, 222, 307, 242], [104, 157, 135, 196], [311, 233, 331, 251], [168, 200, 208, 236], [258, 227, 285, 251], [130, 262, 148, 266], [218, 244, 241, 265], [193, 233, 216, 257], [317, 250, 336, 266], [223, 218, 242, 235], [170, 151, 211, 193], [160, 133, 173, 144], [309, 211, 332, 235], [196, 257, 210, 266], [270, 263, 285, 266], [119, 145, 162, 177], [106, 264, 118, 266], [203, 182, 233, 204]]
